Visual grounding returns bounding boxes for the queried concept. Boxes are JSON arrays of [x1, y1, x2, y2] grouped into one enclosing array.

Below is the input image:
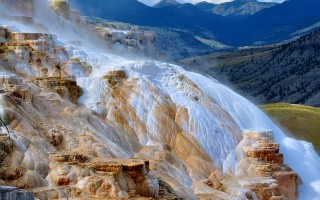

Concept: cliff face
[[0, 0, 318, 199]]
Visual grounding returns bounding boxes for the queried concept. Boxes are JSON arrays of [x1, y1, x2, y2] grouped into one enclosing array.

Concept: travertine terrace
[[0, 0, 319, 199]]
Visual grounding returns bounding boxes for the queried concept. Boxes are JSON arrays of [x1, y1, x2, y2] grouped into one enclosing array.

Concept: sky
[[137, 0, 285, 6]]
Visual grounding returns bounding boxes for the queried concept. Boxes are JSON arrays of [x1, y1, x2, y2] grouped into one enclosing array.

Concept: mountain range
[[180, 30, 320, 107], [1, 0, 320, 199], [154, 0, 181, 8], [69, 0, 320, 47], [195, 0, 277, 16]]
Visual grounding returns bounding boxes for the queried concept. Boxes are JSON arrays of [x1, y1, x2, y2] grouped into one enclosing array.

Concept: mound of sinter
[[0, 0, 304, 199], [195, 130, 300, 200]]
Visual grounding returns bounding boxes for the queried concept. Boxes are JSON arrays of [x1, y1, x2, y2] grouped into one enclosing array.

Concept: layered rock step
[[0, 27, 92, 79], [39, 151, 159, 199], [27, 76, 82, 103], [236, 130, 300, 200], [0, 27, 64, 77], [196, 130, 300, 200]]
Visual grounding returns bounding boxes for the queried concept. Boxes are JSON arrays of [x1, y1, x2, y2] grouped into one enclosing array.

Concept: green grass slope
[[261, 103, 320, 154]]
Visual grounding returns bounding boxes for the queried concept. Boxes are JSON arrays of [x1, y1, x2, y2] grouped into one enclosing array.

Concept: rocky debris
[[0, 186, 34, 200]]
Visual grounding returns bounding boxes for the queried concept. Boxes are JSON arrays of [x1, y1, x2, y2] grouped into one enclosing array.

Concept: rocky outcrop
[[89, 19, 158, 57], [42, 151, 159, 199], [0, 26, 92, 79], [195, 130, 300, 200], [236, 130, 300, 200], [29, 76, 82, 103], [0, 27, 65, 77]]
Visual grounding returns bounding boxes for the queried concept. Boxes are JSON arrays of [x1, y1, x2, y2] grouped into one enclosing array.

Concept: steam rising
[[0, 0, 319, 199]]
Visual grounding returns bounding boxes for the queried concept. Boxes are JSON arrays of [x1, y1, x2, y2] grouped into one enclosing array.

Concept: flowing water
[[0, 0, 319, 199]]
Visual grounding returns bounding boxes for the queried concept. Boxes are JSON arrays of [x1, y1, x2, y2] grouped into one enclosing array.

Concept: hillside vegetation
[[262, 103, 320, 154], [180, 30, 320, 107]]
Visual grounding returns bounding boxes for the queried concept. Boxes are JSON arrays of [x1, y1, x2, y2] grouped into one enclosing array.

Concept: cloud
[[138, 0, 285, 6]]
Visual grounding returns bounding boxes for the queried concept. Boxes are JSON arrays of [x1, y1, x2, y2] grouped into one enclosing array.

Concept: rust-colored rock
[[0, 166, 27, 180], [106, 70, 126, 79], [272, 170, 299, 200], [90, 161, 122, 174], [203, 179, 220, 189], [236, 130, 300, 200], [103, 70, 126, 88], [31, 76, 83, 103], [56, 177, 71, 186], [51, 152, 88, 163]]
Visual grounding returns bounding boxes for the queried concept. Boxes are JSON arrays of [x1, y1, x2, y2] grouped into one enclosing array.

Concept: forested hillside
[[180, 30, 320, 106]]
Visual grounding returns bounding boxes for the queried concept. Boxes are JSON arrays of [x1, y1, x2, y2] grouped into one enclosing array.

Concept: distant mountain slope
[[196, 0, 277, 16], [69, 0, 320, 48], [155, 0, 181, 8], [180, 30, 320, 107], [68, 0, 223, 30], [236, 0, 320, 45]]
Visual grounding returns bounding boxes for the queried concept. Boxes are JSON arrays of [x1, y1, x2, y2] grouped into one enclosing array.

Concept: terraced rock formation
[[0, 0, 319, 199], [195, 130, 300, 200]]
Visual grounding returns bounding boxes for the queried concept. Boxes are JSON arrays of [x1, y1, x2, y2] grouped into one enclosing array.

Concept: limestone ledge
[[195, 130, 300, 200], [27, 76, 83, 103], [44, 151, 159, 199], [0, 27, 92, 79]]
